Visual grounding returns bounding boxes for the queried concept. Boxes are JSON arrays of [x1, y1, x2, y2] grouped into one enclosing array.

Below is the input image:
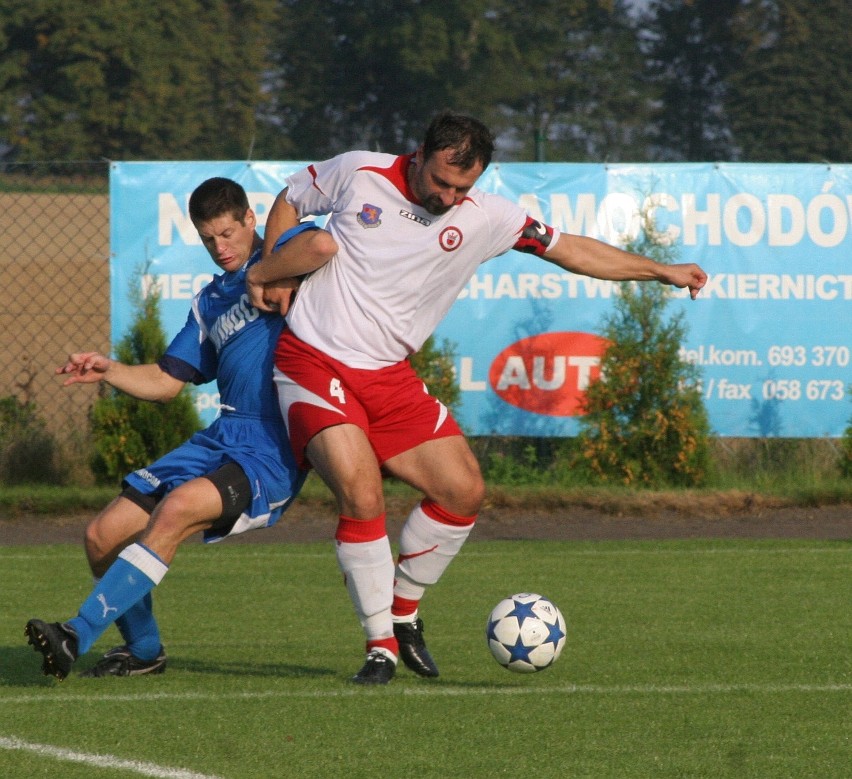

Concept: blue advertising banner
[[110, 161, 851, 437]]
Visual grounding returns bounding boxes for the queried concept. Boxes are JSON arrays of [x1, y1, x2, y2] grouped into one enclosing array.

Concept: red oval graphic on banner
[[489, 331, 609, 416]]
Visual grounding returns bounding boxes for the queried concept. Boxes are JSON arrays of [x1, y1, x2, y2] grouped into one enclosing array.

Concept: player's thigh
[[142, 477, 225, 562], [383, 435, 484, 516], [307, 423, 384, 518], [85, 495, 152, 574]]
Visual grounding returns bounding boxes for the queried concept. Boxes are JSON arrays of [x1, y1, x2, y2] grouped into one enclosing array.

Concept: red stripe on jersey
[[358, 154, 417, 202], [421, 499, 476, 527], [307, 164, 327, 196]]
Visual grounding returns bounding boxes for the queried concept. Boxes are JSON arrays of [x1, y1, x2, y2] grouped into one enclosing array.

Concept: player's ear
[[244, 208, 257, 230]]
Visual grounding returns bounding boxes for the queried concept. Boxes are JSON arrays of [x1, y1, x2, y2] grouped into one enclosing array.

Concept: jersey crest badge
[[439, 226, 463, 252], [357, 203, 382, 228]]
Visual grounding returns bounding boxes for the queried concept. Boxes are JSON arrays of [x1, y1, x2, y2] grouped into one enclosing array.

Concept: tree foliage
[[572, 228, 710, 487], [1, 2, 844, 162], [841, 388, 852, 479], [0, 396, 64, 485], [408, 335, 461, 419], [726, 0, 852, 162], [89, 282, 201, 485], [640, 0, 744, 161], [472, 0, 654, 161], [0, 0, 275, 161]]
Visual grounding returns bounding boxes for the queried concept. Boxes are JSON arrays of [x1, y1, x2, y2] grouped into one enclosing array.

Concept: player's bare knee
[[429, 469, 484, 517], [329, 473, 385, 518], [454, 473, 485, 516], [84, 520, 111, 575]]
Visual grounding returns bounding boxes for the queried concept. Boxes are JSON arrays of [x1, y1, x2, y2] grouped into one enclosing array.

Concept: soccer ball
[[485, 593, 567, 673]]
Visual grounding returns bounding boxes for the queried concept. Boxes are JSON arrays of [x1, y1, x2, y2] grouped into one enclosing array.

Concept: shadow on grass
[[155, 656, 337, 679], [0, 645, 337, 687], [0, 646, 62, 688]]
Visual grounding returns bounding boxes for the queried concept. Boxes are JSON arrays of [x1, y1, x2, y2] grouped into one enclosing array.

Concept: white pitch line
[[0, 735, 224, 779], [0, 681, 849, 709]]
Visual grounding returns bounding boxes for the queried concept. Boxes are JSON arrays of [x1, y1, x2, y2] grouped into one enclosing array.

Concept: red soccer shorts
[[273, 329, 463, 469]]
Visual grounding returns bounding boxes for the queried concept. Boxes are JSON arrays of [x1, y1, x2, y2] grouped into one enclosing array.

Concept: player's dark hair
[[422, 111, 495, 171], [189, 177, 250, 225]]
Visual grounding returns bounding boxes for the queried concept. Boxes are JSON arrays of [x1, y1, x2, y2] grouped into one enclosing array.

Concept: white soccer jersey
[[283, 150, 536, 369]]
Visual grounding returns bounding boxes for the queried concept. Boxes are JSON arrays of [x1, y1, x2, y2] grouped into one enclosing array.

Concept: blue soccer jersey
[[123, 250, 304, 541]]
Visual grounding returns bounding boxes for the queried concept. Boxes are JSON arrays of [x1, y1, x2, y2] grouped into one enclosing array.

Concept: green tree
[[726, 0, 852, 161], [408, 335, 461, 418], [471, 0, 654, 162], [262, 0, 507, 158], [841, 388, 852, 478], [0, 0, 275, 161], [572, 226, 710, 487], [640, 0, 743, 161], [263, 0, 655, 162], [90, 283, 201, 485]]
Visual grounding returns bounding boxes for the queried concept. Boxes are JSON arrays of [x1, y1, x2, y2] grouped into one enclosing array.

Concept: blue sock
[[69, 543, 168, 656], [115, 592, 163, 661]]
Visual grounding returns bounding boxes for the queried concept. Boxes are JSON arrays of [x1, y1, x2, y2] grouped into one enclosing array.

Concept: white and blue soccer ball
[[485, 592, 567, 673]]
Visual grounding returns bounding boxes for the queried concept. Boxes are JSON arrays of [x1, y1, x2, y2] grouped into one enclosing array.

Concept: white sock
[[336, 535, 395, 641], [394, 502, 474, 597]]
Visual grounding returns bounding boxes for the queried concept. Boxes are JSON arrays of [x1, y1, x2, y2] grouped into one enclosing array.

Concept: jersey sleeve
[[284, 151, 382, 218], [477, 192, 536, 261], [477, 191, 561, 262], [163, 304, 218, 385]]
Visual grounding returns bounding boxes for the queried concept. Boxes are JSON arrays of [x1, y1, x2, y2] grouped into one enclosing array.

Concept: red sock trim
[[421, 499, 476, 527], [335, 514, 386, 543], [366, 636, 398, 656], [391, 596, 419, 617]]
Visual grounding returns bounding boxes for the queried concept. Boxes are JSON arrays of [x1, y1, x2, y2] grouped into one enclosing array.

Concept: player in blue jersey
[[25, 177, 337, 680]]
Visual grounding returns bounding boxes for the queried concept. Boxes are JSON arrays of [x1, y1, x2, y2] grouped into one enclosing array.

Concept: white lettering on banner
[[459, 273, 616, 300], [459, 272, 852, 301], [157, 192, 276, 246], [524, 183, 851, 247], [680, 346, 761, 367], [158, 193, 198, 246], [459, 358, 487, 391], [495, 355, 601, 392], [141, 274, 215, 300], [195, 392, 221, 412]]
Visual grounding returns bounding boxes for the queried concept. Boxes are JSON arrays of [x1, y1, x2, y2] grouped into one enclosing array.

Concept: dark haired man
[[25, 177, 335, 680], [248, 111, 707, 684]]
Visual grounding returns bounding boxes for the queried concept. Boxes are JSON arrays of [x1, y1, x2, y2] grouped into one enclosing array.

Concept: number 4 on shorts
[[330, 377, 346, 404]]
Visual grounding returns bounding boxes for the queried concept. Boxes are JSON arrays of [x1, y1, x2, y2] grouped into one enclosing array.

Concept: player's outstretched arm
[[56, 352, 185, 402], [543, 233, 707, 299]]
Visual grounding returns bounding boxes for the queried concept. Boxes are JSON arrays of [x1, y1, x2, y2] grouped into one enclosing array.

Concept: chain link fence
[[0, 162, 110, 483]]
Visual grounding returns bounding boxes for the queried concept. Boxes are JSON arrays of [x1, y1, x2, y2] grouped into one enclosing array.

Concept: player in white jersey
[[248, 111, 707, 684], [25, 178, 334, 681]]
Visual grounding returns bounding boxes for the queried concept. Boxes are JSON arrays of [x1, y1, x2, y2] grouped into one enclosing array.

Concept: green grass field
[[1, 537, 849, 778]]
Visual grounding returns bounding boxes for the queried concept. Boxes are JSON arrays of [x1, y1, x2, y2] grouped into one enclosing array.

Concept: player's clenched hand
[[246, 272, 273, 313], [56, 352, 111, 386], [259, 277, 300, 316], [660, 263, 707, 300]]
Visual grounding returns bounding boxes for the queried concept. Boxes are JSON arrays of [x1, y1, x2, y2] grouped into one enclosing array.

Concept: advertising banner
[[110, 161, 851, 437]]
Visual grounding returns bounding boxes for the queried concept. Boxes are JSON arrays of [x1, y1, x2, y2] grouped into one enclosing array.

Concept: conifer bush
[[0, 396, 65, 485], [409, 335, 461, 417], [841, 388, 852, 478], [572, 227, 710, 487], [90, 284, 202, 484]]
